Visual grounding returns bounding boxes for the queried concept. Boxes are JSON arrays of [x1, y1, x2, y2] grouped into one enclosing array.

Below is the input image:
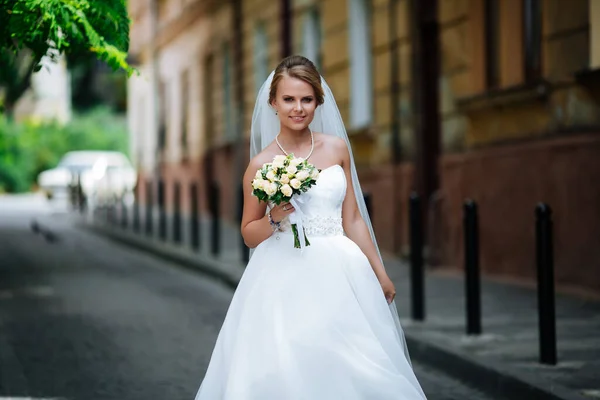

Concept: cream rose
[[265, 182, 278, 196], [252, 179, 263, 190], [295, 169, 310, 181], [280, 184, 293, 197], [290, 178, 302, 190], [266, 170, 276, 182], [255, 169, 263, 179], [286, 165, 297, 175], [290, 158, 303, 168], [310, 168, 319, 179], [279, 174, 290, 184], [272, 155, 287, 169]]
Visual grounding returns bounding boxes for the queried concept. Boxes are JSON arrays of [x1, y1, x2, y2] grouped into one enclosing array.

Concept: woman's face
[[271, 76, 317, 132]]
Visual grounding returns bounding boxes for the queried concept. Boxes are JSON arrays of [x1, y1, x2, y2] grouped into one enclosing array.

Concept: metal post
[[120, 197, 128, 229], [145, 180, 153, 237], [210, 182, 221, 256], [239, 183, 249, 264], [76, 173, 85, 213], [190, 182, 200, 251], [158, 179, 166, 241], [133, 190, 140, 233], [536, 203, 557, 365], [409, 192, 425, 321], [464, 200, 482, 335], [173, 182, 181, 244]]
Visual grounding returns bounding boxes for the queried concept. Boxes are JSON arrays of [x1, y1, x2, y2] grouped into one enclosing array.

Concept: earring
[[275, 110, 278, 115]]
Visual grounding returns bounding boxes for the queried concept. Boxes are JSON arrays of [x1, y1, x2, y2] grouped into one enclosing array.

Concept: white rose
[[272, 155, 287, 169], [295, 169, 310, 181], [265, 182, 278, 196], [266, 170, 276, 182], [310, 168, 319, 179], [290, 178, 302, 189], [252, 179, 262, 190], [280, 184, 293, 197], [286, 165, 297, 175], [279, 174, 290, 184], [255, 169, 263, 179], [290, 158, 303, 167]]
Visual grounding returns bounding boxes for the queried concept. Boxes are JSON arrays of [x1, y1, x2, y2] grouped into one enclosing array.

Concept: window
[[349, 0, 373, 129], [181, 69, 189, 154], [222, 43, 234, 140], [254, 23, 269, 95], [523, 0, 542, 81], [484, 0, 500, 88], [302, 9, 322, 69], [203, 54, 215, 146]]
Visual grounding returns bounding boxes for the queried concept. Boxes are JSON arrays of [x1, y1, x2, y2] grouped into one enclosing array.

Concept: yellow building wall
[[440, 0, 599, 149]]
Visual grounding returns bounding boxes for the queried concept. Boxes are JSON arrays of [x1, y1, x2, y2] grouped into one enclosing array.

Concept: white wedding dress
[[195, 164, 426, 399]]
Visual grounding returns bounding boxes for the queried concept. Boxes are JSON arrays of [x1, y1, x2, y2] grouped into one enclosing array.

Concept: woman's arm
[[336, 139, 396, 303], [240, 157, 295, 248]]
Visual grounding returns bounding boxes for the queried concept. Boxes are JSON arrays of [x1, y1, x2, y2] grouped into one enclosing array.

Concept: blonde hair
[[269, 55, 325, 106]]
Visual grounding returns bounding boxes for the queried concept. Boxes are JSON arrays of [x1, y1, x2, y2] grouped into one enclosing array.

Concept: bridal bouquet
[[252, 154, 320, 248]]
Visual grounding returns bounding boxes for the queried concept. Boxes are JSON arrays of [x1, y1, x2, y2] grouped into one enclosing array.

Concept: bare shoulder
[[314, 132, 346, 150], [314, 132, 348, 159]]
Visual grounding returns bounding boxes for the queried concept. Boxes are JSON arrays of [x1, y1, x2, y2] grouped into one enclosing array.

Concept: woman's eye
[[303, 98, 314, 103], [283, 98, 293, 102]]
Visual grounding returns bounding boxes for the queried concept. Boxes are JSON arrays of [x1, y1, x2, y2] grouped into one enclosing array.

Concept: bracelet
[[268, 211, 281, 232]]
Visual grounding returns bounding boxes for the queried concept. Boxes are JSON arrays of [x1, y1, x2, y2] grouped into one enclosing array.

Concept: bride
[[195, 55, 426, 399]]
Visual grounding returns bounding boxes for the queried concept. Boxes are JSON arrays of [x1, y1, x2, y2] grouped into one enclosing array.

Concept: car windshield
[[57, 152, 129, 170]]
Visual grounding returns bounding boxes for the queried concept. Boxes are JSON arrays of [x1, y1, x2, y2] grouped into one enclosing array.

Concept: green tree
[[0, 0, 134, 118]]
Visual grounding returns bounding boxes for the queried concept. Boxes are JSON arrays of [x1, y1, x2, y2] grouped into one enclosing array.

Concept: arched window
[[254, 23, 269, 95], [302, 9, 322, 69], [348, 0, 373, 128]]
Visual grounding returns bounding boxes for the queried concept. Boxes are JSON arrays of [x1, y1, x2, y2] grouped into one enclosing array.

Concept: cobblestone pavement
[[0, 194, 499, 399]]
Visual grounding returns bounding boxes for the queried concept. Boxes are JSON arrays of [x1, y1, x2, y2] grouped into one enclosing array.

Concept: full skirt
[[195, 232, 426, 399]]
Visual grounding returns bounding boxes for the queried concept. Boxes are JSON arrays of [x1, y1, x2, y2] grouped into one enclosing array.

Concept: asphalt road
[[0, 194, 496, 400]]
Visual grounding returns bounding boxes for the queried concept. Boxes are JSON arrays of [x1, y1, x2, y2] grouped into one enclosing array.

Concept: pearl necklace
[[275, 128, 314, 160]]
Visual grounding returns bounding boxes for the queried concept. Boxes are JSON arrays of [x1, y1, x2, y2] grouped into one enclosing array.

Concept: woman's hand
[[378, 274, 396, 304], [270, 202, 295, 223]]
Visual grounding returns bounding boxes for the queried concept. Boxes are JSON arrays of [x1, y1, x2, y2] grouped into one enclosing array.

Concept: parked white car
[[37, 151, 137, 205]]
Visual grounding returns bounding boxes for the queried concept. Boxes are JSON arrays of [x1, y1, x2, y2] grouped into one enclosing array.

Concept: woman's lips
[[290, 116, 305, 122]]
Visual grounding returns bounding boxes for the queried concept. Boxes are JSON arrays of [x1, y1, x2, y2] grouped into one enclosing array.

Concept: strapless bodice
[[276, 164, 346, 236]]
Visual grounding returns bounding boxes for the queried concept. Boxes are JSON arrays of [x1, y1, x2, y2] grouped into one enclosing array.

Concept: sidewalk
[[72, 211, 599, 400]]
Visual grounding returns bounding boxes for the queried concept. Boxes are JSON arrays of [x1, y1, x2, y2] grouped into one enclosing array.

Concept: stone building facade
[[127, 0, 600, 294]]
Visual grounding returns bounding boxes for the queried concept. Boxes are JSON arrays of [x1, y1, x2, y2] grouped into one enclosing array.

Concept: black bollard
[[133, 192, 140, 233], [190, 183, 200, 251], [409, 192, 425, 321], [173, 182, 182, 244], [239, 184, 250, 264], [464, 200, 482, 335], [536, 203, 557, 365], [145, 180, 153, 237], [76, 173, 85, 213], [120, 197, 128, 229], [158, 180, 167, 241], [209, 182, 221, 256]]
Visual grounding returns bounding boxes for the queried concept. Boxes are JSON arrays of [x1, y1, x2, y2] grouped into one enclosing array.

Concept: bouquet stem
[[291, 223, 310, 249]]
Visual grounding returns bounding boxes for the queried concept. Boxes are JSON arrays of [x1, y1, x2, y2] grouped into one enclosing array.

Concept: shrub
[[0, 107, 129, 193]]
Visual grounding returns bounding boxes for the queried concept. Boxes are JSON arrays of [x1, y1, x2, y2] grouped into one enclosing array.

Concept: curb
[[79, 221, 243, 290], [404, 334, 588, 400], [81, 221, 585, 400]]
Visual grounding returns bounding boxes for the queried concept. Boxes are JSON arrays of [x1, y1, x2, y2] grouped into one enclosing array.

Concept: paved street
[[0, 194, 495, 400]]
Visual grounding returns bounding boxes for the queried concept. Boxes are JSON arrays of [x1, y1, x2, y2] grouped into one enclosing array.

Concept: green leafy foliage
[[0, 107, 128, 193], [0, 0, 133, 75]]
